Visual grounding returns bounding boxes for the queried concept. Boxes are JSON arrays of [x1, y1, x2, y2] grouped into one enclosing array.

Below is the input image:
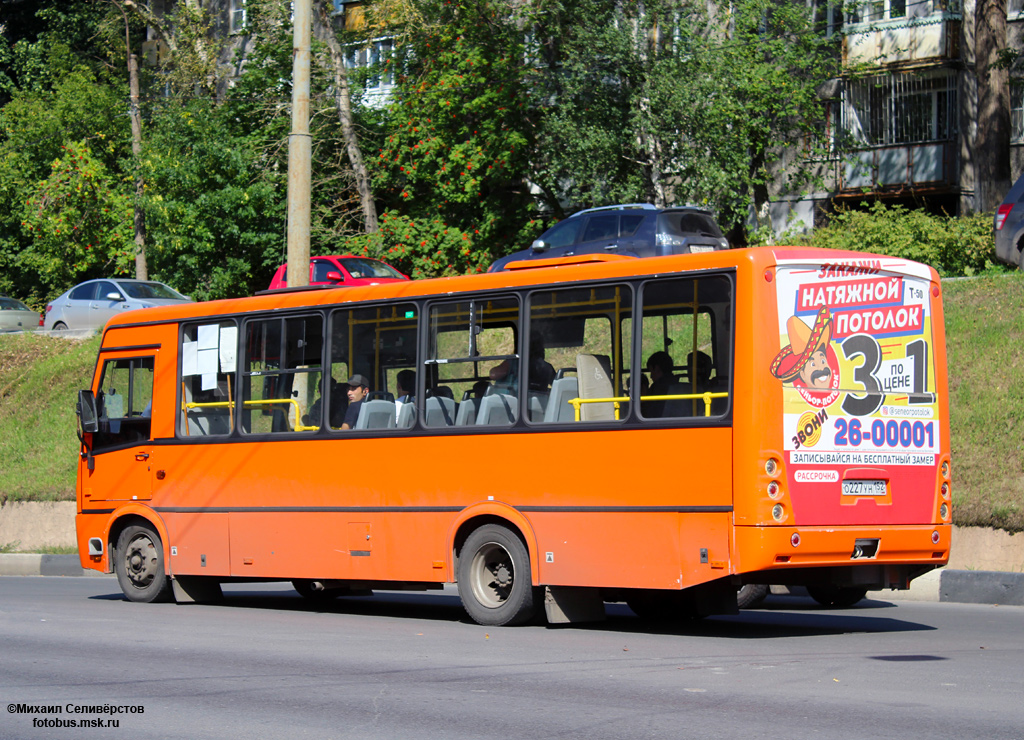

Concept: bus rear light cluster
[[765, 458, 779, 476], [790, 532, 801, 547], [940, 482, 950, 500], [931, 530, 941, 545], [940, 503, 950, 521], [767, 480, 781, 499], [772, 504, 785, 522]]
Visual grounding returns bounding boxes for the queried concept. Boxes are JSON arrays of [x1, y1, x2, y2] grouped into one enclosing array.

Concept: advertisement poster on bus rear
[[770, 254, 940, 522]]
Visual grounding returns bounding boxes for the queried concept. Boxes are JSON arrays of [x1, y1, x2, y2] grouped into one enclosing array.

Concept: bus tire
[[736, 583, 770, 609], [114, 524, 172, 603], [807, 585, 868, 608], [458, 524, 538, 626]]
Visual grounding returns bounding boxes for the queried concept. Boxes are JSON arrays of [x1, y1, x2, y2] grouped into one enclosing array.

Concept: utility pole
[[129, 51, 148, 280], [116, 0, 148, 280], [287, 0, 313, 287]]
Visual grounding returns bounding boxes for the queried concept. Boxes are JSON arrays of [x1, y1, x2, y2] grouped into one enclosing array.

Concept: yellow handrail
[[183, 398, 320, 432], [569, 392, 729, 421]]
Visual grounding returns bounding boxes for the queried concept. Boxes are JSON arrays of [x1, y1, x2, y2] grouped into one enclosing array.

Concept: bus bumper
[[734, 524, 951, 589]]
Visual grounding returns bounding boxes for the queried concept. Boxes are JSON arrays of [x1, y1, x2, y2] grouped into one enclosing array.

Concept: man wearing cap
[[340, 374, 371, 430]]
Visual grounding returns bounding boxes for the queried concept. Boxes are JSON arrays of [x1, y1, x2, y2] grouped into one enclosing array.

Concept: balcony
[[843, 15, 962, 68], [839, 141, 958, 193]]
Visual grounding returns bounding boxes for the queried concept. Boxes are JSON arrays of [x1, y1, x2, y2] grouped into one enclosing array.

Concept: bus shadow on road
[[113, 585, 934, 639]]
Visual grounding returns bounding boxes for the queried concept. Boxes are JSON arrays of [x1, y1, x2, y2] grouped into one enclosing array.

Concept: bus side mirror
[[77, 390, 99, 434]]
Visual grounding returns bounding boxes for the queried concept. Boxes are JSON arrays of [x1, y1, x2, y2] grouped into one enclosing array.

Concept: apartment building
[[767, 0, 1019, 233]]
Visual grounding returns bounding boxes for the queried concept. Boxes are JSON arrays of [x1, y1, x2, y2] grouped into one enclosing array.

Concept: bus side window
[[179, 321, 237, 437], [528, 284, 631, 424], [638, 275, 732, 420], [427, 297, 519, 428], [240, 315, 323, 435], [329, 304, 419, 432], [94, 357, 154, 451]]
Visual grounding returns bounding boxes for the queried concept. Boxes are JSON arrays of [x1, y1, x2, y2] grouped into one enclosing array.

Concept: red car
[[268, 255, 409, 290]]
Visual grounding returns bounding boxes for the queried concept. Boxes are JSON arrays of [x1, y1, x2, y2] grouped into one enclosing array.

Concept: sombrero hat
[[770, 306, 833, 382]]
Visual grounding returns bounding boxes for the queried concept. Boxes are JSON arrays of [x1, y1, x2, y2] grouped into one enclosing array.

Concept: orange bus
[[74, 247, 951, 625]]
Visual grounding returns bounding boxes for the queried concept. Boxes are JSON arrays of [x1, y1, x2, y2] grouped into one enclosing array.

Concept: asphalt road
[[2, 577, 1022, 740]]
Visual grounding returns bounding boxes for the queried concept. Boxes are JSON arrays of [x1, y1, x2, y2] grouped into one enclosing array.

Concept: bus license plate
[[842, 480, 887, 496]]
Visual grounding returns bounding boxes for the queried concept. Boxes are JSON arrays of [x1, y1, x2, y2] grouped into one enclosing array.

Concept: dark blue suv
[[489, 204, 728, 271]]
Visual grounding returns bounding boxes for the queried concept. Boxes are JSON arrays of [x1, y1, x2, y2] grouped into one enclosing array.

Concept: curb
[[2, 554, 1022, 606], [0, 553, 109, 577]]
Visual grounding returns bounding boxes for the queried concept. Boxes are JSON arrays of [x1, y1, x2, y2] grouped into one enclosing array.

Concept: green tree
[[366, 0, 542, 276], [0, 63, 130, 302], [20, 140, 134, 286], [139, 98, 285, 301], [530, 0, 839, 239]]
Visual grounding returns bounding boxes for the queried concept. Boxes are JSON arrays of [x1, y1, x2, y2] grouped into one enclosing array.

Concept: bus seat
[[368, 390, 395, 402], [476, 393, 517, 426], [396, 401, 416, 428], [431, 385, 455, 400], [355, 399, 397, 429], [527, 391, 548, 422], [576, 354, 614, 421], [425, 395, 456, 427], [543, 377, 578, 423], [456, 397, 480, 426]]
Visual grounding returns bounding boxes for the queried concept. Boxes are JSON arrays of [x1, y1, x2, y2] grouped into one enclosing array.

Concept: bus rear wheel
[[458, 524, 538, 626], [737, 584, 770, 609], [807, 585, 867, 608], [115, 524, 171, 603]]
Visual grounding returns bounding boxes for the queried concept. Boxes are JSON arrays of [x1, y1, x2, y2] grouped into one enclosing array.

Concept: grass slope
[[0, 274, 1022, 530], [0, 333, 99, 502], [942, 274, 1024, 530]]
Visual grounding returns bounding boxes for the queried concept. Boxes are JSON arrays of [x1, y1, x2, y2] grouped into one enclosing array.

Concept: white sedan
[[45, 279, 192, 332]]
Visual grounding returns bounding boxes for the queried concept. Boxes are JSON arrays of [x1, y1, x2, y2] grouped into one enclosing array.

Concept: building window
[[229, 0, 246, 34], [1012, 83, 1024, 143], [842, 71, 957, 147], [346, 38, 394, 98]]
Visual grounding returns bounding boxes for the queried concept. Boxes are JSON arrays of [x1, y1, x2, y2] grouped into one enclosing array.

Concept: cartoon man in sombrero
[[770, 306, 837, 391]]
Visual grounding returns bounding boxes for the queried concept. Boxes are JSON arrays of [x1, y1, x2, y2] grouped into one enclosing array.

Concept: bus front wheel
[[114, 524, 172, 603], [458, 524, 539, 626]]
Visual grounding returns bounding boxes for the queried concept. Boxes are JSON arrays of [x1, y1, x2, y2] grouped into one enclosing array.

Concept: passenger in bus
[[305, 377, 349, 429], [687, 351, 714, 389], [527, 336, 556, 391], [394, 369, 416, 421], [340, 374, 371, 430], [641, 351, 676, 417], [489, 358, 518, 395]]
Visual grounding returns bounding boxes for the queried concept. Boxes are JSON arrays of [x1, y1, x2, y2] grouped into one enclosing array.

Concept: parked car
[[268, 255, 409, 290], [994, 172, 1024, 269], [0, 295, 42, 332], [45, 279, 192, 332], [488, 204, 729, 271]]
